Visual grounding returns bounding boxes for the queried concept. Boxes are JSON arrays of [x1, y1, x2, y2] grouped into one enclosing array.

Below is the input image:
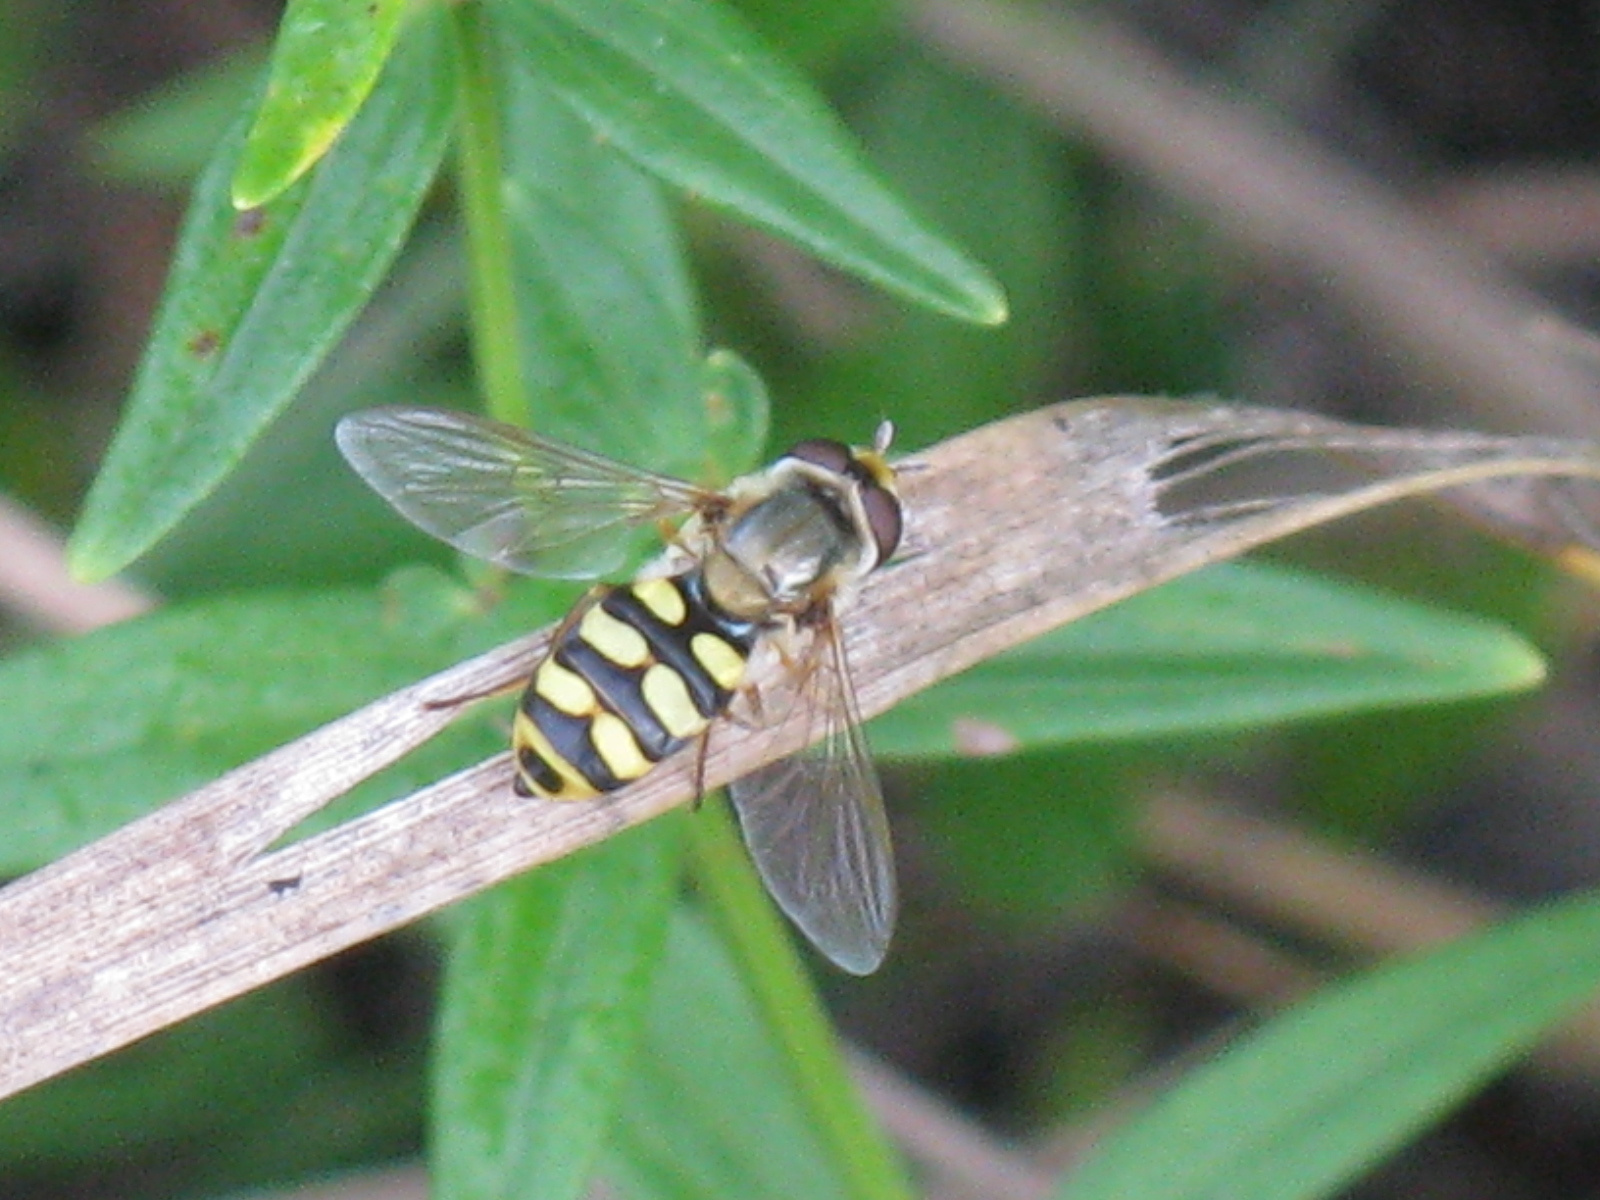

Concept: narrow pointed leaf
[[232, 0, 413, 207], [495, 62, 768, 480], [490, 0, 1006, 324], [608, 911, 853, 1200], [69, 9, 455, 581], [1059, 893, 1600, 1200], [871, 561, 1546, 758], [434, 823, 680, 1200], [500, 66, 702, 467]]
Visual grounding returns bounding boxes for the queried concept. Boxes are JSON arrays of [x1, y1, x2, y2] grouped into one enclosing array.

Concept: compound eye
[[860, 484, 903, 566], [785, 438, 854, 475]]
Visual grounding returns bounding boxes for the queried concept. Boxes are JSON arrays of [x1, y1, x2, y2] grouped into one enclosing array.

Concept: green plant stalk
[[451, 2, 527, 428], [688, 800, 916, 1200]]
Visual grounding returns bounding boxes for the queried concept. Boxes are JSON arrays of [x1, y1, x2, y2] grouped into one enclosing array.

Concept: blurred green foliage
[[0, 1, 1581, 1199]]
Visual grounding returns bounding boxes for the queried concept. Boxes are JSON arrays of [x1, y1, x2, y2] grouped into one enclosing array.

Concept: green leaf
[[68, 9, 456, 582], [495, 60, 768, 480], [500, 65, 697, 465], [790, 48, 1079, 448], [134, 231, 473, 595], [607, 909, 854, 1200], [490, 0, 1006, 325], [433, 821, 681, 1200], [1058, 891, 1600, 1200], [233, 0, 413, 207], [0, 570, 550, 872], [871, 562, 1546, 759]]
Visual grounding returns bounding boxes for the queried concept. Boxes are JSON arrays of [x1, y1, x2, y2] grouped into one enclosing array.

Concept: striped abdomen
[[512, 572, 759, 799]]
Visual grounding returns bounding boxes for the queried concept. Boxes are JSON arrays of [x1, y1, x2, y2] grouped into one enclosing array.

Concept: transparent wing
[[729, 612, 897, 975], [335, 406, 709, 579]]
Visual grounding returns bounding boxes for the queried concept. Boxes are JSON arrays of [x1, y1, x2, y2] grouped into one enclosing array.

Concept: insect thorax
[[702, 469, 872, 620]]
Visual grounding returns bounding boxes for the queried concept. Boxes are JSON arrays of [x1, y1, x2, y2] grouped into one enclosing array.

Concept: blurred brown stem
[[911, 0, 1600, 435]]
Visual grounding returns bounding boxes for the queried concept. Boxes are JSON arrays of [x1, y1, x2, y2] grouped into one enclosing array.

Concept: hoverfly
[[335, 407, 902, 974]]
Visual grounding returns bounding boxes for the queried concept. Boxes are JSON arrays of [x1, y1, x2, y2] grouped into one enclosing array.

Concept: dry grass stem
[[0, 495, 154, 632], [2, 398, 1598, 1101], [849, 1049, 1057, 1200]]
